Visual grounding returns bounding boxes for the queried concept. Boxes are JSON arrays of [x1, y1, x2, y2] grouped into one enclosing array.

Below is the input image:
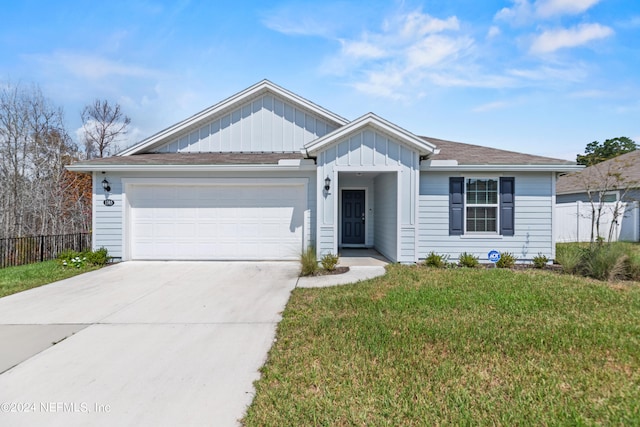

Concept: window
[[466, 179, 498, 233], [449, 177, 514, 236]]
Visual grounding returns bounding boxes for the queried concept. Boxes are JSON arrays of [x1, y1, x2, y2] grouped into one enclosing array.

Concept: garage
[[126, 181, 306, 260]]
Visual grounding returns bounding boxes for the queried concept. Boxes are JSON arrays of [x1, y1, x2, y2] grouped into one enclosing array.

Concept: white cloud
[[535, 0, 602, 18], [487, 26, 501, 38], [340, 40, 387, 60], [508, 65, 588, 82], [26, 51, 160, 80], [530, 23, 613, 53], [495, 0, 602, 23]]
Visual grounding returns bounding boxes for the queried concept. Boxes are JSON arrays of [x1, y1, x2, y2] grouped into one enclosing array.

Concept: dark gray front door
[[342, 190, 365, 244]]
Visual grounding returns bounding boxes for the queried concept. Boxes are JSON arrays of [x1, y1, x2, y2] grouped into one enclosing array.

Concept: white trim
[[120, 80, 349, 156], [395, 170, 402, 262], [305, 113, 438, 156], [414, 153, 420, 261], [422, 164, 583, 173], [464, 177, 500, 235], [92, 172, 97, 251], [67, 163, 317, 173], [339, 187, 368, 248], [551, 171, 557, 260]]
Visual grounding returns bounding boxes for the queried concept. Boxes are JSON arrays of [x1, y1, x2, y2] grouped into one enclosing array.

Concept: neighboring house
[[67, 80, 581, 263], [556, 150, 640, 204], [556, 150, 640, 242]]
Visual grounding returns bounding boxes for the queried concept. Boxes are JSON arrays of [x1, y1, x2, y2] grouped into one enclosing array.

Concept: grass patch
[[0, 261, 101, 298], [245, 266, 640, 426]]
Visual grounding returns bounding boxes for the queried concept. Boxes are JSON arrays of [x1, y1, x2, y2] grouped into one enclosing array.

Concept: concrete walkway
[[297, 248, 389, 288], [0, 262, 299, 427]]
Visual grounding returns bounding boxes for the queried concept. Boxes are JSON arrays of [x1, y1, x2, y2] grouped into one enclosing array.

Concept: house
[[555, 150, 640, 242], [67, 80, 581, 263], [556, 150, 640, 204]]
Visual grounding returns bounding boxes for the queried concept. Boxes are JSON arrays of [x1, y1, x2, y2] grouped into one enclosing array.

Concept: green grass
[[0, 261, 101, 298], [244, 265, 640, 426]]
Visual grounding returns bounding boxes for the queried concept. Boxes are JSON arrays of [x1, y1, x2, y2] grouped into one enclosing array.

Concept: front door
[[342, 190, 365, 245]]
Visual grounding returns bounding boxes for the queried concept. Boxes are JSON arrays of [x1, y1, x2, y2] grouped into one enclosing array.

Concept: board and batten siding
[[316, 128, 420, 262], [92, 171, 316, 260], [154, 94, 337, 153], [373, 172, 397, 261], [418, 172, 555, 261]]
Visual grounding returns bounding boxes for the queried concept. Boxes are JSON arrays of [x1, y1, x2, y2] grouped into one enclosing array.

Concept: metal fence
[[0, 232, 92, 269]]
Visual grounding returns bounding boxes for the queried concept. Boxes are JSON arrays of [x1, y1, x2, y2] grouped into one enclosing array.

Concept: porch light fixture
[[324, 176, 331, 191], [102, 178, 111, 192]]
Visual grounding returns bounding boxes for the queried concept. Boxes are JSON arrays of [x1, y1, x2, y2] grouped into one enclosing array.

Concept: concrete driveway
[[0, 261, 299, 427]]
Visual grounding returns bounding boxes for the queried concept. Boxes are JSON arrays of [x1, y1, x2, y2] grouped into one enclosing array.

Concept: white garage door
[[128, 183, 306, 260]]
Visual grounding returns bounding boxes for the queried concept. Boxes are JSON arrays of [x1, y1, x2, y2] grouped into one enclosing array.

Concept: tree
[[576, 137, 637, 166], [81, 99, 131, 159], [0, 81, 88, 237], [577, 155, 639, 243]]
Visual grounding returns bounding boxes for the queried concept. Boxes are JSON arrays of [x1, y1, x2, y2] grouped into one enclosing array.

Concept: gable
[[119, 80, 348, 156], [318, 128, 419, 168], [154, 93, 339, 154]]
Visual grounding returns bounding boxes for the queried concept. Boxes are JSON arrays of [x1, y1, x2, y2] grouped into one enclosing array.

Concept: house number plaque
[[103, 199, 115, 207]]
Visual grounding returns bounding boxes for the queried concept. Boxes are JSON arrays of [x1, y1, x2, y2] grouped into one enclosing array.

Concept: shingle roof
[[69, 152, 305, 166], [422, 136, 576, 165], [556, 150, 640, 194]]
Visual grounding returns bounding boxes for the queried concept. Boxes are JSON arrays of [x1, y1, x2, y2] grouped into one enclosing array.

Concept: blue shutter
[[500, 177, 515, 236], [449, 177, 464, 235]]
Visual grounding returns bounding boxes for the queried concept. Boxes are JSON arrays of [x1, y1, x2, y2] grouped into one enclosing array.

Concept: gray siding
[[155, 94, 337, 153], [558, 189, 640, 204], [374, 173, 397, 262], [419, 172, 555, 262], [93, 172, 124, 259], [92, 171, 316, 260]]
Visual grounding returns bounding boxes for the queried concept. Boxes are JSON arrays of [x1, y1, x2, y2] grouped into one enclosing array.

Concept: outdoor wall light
[[324, 176, 331, 191], [102, 178, 111, 192]]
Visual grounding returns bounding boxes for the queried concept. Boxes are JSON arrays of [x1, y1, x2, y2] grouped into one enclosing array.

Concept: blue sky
[[1, 0, 638, 160]]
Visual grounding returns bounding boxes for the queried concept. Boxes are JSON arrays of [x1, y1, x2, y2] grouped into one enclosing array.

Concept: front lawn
[[0, 261, 101, 298], [245, 265, 640, 425]]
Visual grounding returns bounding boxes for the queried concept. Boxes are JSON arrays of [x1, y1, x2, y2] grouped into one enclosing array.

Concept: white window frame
[[464, 177, 500, 235]]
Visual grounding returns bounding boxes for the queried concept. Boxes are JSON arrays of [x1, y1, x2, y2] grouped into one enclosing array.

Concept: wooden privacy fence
[[0, 232, 91, 269], [555, 201, 640, 243]]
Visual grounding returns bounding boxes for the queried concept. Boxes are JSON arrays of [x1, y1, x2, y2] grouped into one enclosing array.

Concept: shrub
[[458, 252, 479, 268], [496, 252, 517, 268], [85, 247, 109, 266], [532, 253, 549, 269], [320, 253, 339, 272], [424, 252, 448, 268], [555, 244, 583, 274], [581, 244, 629, 281], [58, 248, 109, 268], [300, 246, 318, 276]]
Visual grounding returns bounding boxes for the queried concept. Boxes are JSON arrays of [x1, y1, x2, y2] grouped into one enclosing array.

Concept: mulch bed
[[309, 266, 350, 276]]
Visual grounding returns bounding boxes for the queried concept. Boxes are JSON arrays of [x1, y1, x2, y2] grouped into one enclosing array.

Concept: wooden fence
[[0, 232, 91, 269], [555, 201, 640, 243]]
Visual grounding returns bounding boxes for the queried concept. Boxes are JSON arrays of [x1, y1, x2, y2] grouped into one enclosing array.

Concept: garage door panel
[[129, 183, 305, 260]]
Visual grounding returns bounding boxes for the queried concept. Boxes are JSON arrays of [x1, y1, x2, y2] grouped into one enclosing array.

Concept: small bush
[[496, 252, 517, 268], [581, 244, 629, 281], [555, 244, 583, 274], [57, 248, 109, 268], [320, 253, 339, 272], [532, 253, 549, 269], [85, 247, 109, 266], [424, 252, 448, 268], [300, 246, 318, 276], [458, 252, 479, 268]]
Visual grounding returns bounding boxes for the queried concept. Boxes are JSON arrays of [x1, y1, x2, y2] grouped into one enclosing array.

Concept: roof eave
[[421, 164, 584, 172], [65, 163, 317, 173]]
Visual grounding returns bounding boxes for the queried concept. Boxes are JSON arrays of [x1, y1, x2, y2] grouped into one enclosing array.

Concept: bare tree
[[0, 81, 89, 238], [578, 155, 639, 243], [81, 99, 131, 159]]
